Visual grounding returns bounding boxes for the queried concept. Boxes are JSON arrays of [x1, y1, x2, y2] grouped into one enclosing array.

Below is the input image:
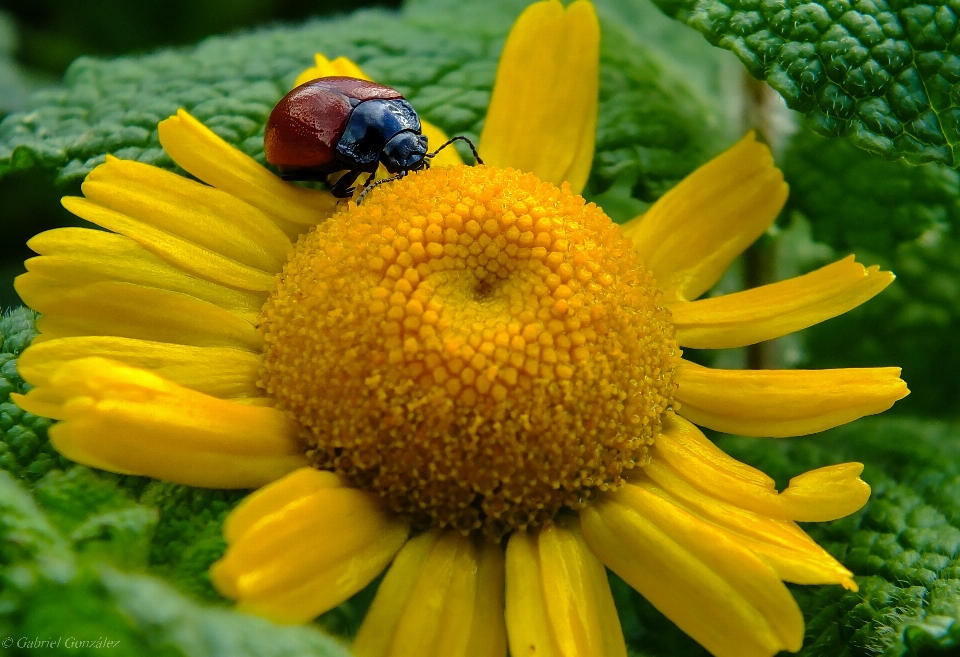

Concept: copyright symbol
[[2, 637, 13, 648]]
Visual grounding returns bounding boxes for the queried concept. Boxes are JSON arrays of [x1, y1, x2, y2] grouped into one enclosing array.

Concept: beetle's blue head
[[382, 131, 429, 174]]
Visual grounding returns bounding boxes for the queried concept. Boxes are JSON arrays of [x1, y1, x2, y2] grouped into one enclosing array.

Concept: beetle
[[264, 76, 482, 201]]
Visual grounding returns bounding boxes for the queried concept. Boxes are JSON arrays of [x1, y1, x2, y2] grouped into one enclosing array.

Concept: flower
[[11, 1, 908, 656]]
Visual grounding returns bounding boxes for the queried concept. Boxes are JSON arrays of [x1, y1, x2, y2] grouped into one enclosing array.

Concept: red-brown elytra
[[264, 76, 482, 202]]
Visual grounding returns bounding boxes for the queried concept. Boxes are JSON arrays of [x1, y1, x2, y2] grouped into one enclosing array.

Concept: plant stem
[[741, 72, 779, 369]]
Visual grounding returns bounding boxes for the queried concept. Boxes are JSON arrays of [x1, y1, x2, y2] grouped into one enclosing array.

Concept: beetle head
[[382, 131, 429, 173]]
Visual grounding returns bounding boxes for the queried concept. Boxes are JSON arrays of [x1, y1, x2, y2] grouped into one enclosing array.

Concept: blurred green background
[[1, 0, 401, 75]]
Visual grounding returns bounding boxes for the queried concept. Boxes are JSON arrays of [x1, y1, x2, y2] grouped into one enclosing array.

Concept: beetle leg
[[347, 171, 380, 199], [329, 170, 364, 198], [357, 173, 403, 204]]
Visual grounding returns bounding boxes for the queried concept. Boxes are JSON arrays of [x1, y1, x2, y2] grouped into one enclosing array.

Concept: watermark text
[[2, 636, 120, 650]]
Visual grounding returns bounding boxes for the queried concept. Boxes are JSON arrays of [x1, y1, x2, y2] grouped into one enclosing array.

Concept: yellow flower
[[12, 1, 907, 656]]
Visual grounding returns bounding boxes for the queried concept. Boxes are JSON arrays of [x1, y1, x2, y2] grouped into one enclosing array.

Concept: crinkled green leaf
[[610, 419, 960, 657], [779, 126, 960, 415], [0, 469, 71, 574], [0, 0, 732, 219], [97, 567, 352, 657], [35, 467, 157, 567], [649, 0, 960, 165], [0, 473, 173, 656], [0, 310, 350, 656], [0, 307, 61, 480], [1, 471, 353, 657], [720, 419, 960, 656], [138, 483, 243, 601]]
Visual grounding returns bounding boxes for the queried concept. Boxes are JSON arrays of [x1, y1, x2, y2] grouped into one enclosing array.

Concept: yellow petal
[[16, 275, 262, 351], [18, 336, 262, 400], [226, 489, 398, 598], [479, 0, 599, 193], [16, 358, 305, 487], [467, 541, 508, 657], [61, 197, 275, 292], [354, 530, 502, 657], [293, 53, 372, 88], [621, 133, 788, 301], [10, 388, 67, 422], [539, 521, 627, 657], [505, 521, 626, 657], [674, 358, 909, 437], [353, 532, 439, 657], [223, 468, 343, 544], [388, 533, 476, 657], [212, 471, 409, 622], [669, 256, 895, 348], [637, 461, 857, 588], [504, 531, 560, 657], [582, 486, 803, 657], [778, 463, 874, 525], [158, 109, 337, 230], [26, 228, 266, 323], [84, 156, 292, 272], [653, 415, 871, 522]]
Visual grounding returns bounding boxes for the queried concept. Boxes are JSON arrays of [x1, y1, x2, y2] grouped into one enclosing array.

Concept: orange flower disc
[[258, 165, 678, 536]]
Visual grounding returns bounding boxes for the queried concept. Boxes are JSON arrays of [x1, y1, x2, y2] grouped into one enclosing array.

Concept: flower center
[[258, 165, 677, 536]]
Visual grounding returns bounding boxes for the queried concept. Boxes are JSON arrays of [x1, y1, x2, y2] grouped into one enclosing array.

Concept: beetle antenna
[[427, 136, 483, 165], [357, 173, 403, 204]]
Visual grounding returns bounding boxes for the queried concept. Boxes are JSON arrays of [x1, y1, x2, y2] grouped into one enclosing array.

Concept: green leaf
[[648, 0, 960, 165], [798, 224, 960, 416], [778, 125, 960, 415], [0, 468, 72, 572], [0, 307, 61, 481], [139, 483, 244, 601], [97, 567, 353, 657], [0, 309, 352, 654], [35, 467, 158, 567], [782, 127, 960, 257], [0, 417, 350, 657], [0, 0, 732, 219], [719, 419, 960, 656], [596, 418, 960, 657], [1, 470, 353, 657]]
